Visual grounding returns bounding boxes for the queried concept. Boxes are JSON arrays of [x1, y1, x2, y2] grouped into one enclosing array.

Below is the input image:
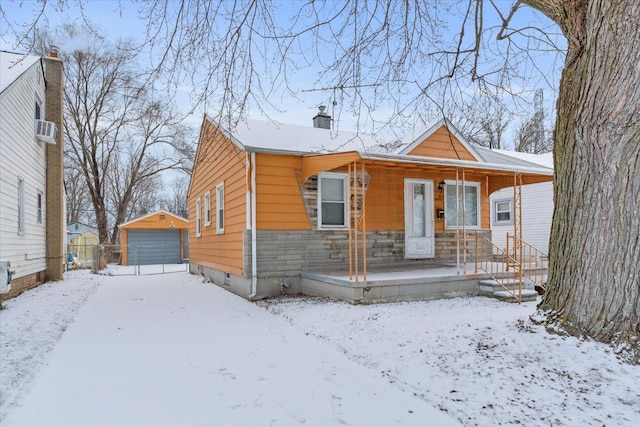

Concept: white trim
[[493, 197, 514, 226], [204, 191, 211, 226], [216, 182, 224, 234], [396, 118, 486, 161], [195, 198, 202, 237], [36, 191, 43, 224], [444, 180, 481, 229], [317, 172, 349, 229], [119, 210, 188, 228], [17, 177, 25, 234], [404, 178, 435, 259]]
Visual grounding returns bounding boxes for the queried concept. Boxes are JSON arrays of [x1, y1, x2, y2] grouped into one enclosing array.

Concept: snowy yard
[[0, 269, 638, 426], [260, 296, 640, 426]]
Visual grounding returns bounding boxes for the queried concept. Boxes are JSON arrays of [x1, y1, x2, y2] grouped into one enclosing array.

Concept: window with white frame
[[37, 192, 43, 224], [18, 178, 25, 233], [35, 100, 42, 120], [204, 191, 211, 226], [216, 182, 224, 233], [444, 181, 481, 228], [195, 198, 201, 237], [493, 198, 513, 225], [318, 172, 348, 228]]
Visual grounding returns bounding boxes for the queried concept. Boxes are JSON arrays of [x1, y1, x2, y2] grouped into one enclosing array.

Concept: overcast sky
[[1, 0, 566, 143]]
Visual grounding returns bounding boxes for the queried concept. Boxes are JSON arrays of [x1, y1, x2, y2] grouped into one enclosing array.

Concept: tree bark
[[531, 0, 640, 359]]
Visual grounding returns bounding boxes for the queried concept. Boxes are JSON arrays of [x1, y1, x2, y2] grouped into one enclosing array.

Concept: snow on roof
[[473, 147, 554, 170], [0, 51, 41, 94], [207, 116, 552, 174], [211, 117, 390, 154]]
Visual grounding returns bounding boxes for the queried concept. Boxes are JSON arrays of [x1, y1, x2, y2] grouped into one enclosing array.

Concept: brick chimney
[[312, 105, 331, 130], [44, 47, 65, 281]]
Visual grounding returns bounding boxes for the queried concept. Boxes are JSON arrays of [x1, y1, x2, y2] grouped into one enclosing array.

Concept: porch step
[[478, 279, 538, 303], [493, 289, 538, 303], [478, 278, 524, 297]]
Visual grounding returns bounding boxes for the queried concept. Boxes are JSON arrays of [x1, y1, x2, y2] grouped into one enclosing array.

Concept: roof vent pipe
[[312, 105, 331, 130]]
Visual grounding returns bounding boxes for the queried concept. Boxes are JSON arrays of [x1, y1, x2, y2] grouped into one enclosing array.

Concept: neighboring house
[[0, 49, 65, 300], [187, 108, 553, 301], [486, 150, 554, 254], [67, 222, 100, 266], [120, 210, 189, 266]]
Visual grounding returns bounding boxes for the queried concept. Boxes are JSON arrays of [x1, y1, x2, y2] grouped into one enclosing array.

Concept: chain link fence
[[91, 244, 188, 276]]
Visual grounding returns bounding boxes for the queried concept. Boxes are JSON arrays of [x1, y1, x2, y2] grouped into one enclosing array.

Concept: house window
[[195, 198, 201, 237], [216, 183, 224, 233], [18, 178, 25, 233], [318, 172, 348, 228], [493, 198, 513, 225], [35, 101, 42, 120], [204, 191, 211, 226], [444, 182, 481, 229], [37, 192, 43, 224]]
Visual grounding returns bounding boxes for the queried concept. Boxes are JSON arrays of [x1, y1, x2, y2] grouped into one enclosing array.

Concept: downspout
[[249, 152, 258, 298]]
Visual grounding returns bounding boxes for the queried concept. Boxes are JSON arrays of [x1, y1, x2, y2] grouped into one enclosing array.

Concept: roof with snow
[[207, 116, 389, 155], [204, 115, 553, 176], [475, 147, 554, 169], [0, 51, 41, 94]]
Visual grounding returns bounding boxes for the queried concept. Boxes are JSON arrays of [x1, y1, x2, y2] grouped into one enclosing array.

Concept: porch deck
[[300, 262, 506, 304]]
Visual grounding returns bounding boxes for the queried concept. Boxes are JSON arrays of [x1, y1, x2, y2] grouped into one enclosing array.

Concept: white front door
[[404, 179, 435, 259]]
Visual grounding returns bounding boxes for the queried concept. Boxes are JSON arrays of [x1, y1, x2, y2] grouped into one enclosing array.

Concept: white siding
[[0, 58, 48, 279], [490, 182, 554, 254]]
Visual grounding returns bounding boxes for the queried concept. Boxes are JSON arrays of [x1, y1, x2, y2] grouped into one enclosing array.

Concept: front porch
[[300, 261, 538, 304]]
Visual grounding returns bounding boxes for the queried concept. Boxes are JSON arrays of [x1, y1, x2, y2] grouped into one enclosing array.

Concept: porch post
[[455, 168, 460, 275], [361, 161, 367, 281], [348, 162, 353, 280], [462, 169, 467, 274]]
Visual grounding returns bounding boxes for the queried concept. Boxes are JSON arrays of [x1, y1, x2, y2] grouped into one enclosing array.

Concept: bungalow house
[[0, 49, 65, 300], [188, 109, 553, 303]]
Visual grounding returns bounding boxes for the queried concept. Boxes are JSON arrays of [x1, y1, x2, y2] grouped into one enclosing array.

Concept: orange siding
[[188, 119, 247, 276], [255, 153, 311, 230], [121, 212, 188, 265], [407, 126, 477, 161], [365, 166, 490, 231]]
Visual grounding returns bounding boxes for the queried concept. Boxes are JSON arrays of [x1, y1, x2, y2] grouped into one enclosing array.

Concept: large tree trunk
[[534, 1, 640, 358]]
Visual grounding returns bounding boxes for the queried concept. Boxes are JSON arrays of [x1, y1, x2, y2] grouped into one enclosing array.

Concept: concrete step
[[478, 278, 525, 297], [492, 289, 538, 303]]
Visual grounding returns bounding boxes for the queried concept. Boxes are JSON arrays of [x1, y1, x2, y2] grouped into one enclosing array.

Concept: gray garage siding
[[127, 230, 181, 265]]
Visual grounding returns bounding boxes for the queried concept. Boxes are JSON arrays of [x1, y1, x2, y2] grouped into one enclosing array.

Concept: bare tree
[[33, 25, 191, 244], [3, 1, 638, 358], [453, 100, 513, 150], [64, 164, 93, 224], [514, 116, 553, 153], [160, 175, 190, 219]]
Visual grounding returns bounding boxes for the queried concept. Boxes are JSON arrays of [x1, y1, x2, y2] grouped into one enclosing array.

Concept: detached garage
[[120, 210, 189, 266]]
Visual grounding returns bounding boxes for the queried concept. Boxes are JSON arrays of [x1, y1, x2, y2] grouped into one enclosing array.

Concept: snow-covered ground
[[0, 269, 103, 421], [1, 268, 638, 426], [0, 269, 457, 427], [260, 296, 640, 426]]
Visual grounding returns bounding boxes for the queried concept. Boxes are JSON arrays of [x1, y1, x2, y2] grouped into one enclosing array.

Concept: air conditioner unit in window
[[34, 119, 57, 144]]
